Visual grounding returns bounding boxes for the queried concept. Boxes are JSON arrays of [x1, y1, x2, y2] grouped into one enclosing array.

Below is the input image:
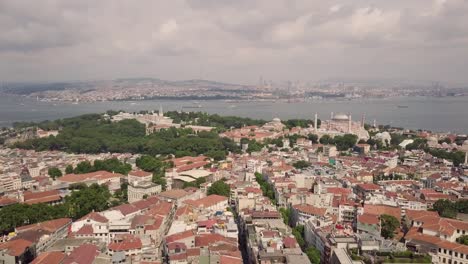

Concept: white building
[[128, 181, 162, 203]]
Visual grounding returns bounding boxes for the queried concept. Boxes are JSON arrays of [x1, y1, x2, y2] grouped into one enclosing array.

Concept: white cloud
[[0, 0, 467, 83]]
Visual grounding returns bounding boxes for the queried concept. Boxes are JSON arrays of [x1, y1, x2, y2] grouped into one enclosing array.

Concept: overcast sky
[[1, 0, 467, 84]]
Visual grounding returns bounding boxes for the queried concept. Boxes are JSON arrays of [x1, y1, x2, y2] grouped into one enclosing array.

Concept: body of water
[[0, 95, 467, 134]]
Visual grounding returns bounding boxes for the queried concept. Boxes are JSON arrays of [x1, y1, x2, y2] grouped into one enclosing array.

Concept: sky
[[1, 0, 468, 84]]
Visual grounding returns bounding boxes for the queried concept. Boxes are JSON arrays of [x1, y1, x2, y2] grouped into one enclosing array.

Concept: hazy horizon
[[1, 0, 468, 85]]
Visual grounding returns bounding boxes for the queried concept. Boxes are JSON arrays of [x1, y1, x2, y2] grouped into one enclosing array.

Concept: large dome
[[333, 113, 349, 121]]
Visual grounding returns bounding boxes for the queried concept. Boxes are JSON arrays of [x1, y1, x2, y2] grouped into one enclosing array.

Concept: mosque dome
[[272, 117, 281, 123], [333, 113, 349, 121]]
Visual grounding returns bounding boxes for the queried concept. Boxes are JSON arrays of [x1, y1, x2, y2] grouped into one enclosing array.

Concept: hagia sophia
[[313, 112, 370, 141]]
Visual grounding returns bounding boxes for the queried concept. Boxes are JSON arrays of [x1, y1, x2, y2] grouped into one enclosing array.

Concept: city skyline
[[1, 0, 468, 84]]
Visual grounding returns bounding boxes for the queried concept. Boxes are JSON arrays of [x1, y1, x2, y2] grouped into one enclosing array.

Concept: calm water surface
[[0, 95, 467, 134]]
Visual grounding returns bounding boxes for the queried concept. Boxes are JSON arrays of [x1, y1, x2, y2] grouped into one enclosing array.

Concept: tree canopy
[[0, 184, 112, 234], [432, 199, 468, 218], [380, 214, 400, 239], [48, 167, 63, 180], [207, 180, 231, 197], [292, 160, 311, 169], [70, 158, 132, 175], [13, 114, 241, 161]]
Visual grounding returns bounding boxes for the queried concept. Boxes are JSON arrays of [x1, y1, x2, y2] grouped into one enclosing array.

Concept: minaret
[[314, 113, 318, 132], [373, 119, 377, 128], [348, 113, 352, 133], [465, 151, 468, 165], [331, 112, 334, 120], [361, 114, 366, 128], [159, 105, 163, 117]]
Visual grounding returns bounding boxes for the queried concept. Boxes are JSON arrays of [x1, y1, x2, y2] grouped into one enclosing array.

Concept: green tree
[[73, 161, 93, 174], [380, 214, 400, 239], [319, 135, 334, 145], [207, 180, 231, 197], [292, 225, 305, 249], [48, 167, 63, 180], [65, 183, 111, 219], [307, 134, 318, 144], [153, 173, 167, 191], [456, 235, 468, 245], [292, 160, 311, 169], [306, 247, 321, 264], [334, 134, 358, 151], [433, 199, 457, 218], [279, 207, 292, 226], [65, 165, 74, 174]]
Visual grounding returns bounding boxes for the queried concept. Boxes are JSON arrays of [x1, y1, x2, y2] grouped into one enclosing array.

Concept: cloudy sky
[[1, 0, 467, 84]]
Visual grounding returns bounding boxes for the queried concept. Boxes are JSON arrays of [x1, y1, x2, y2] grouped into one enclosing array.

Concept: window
[[455, 252, 458, 257]]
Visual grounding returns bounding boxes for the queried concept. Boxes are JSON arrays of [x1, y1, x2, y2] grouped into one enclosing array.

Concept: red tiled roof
[[75, 225, 93, 235], [187, 247, 201, 257], [78, 212, 108, 223], [63, 244, 99, 264], [283, 237, 298, 248], [59, 171, 123, 183], [169, 252, 187, 261], [0, 196, 18, 206], [23, 190, 62, 205], [184, 195, 228, 209], [358, 213, 379, 225], [167, 242, 187, 251], [195, 233, 237, 247], [111, 204, 139, 216], [293, 204, 327, 217], [357, 183, 381, 191], [108, 234, 142, 252], [159, 189, 190, 200], [363, 204, 401, 219], [31, 251, 66, 264], [128, 170, 152, 177], [165, 230, 195, 244], [326, 187, 352, 196], [16, 218, 71, 233], [0, 239, 32, 257]]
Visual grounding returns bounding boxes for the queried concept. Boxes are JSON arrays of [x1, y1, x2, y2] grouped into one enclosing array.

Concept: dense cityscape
[[0, 109, 467, 264], [2, 1, 468, 263], [1, 78, 467, 103]]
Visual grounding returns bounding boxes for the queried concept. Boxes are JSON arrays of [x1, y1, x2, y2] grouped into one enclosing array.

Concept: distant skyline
[[1, 0, 468, 84]]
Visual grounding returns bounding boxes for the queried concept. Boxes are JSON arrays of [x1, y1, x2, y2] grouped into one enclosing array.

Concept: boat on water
[[182, 102, 203, 109], [397, 105, 409, 108]]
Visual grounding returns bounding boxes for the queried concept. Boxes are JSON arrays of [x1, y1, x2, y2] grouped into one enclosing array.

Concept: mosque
[[111, 106, 180, 134], [313, 112, 370, 141]]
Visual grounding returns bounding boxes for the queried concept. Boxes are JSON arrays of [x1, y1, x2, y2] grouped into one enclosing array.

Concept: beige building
[[128, 181, 162, 203], [0, 173, 22, 192]]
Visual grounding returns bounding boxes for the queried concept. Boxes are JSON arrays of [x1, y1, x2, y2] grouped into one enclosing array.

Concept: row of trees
[[254, 172, 275, 203], [319, 134, 359, 150], [14, 114, 242, 161], [164, 111, 266, 130], [278, 207, 320, 264], [432, 199, 468, 218], [0, 184, 111, 234]]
